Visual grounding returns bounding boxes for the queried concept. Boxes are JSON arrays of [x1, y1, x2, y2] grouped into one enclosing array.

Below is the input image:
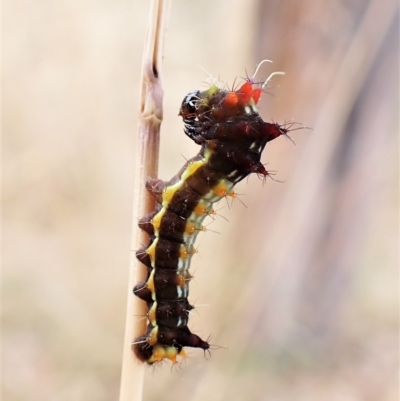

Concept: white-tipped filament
[[262, 71, 285, 89], [250, 59, 285, 90], [251, 59, 273, 80]]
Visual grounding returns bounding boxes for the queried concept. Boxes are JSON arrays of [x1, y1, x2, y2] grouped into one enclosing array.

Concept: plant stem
[[119, 1, 171, 400]]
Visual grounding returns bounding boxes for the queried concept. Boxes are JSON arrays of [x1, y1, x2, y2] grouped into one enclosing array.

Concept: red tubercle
[[237, 81, 253, 105], [224, 80, 263, 108], [251, 162, 269, 176], [263, 122, 287, 142], [237, 81, 263, 105], [251, 87, 263, 104]]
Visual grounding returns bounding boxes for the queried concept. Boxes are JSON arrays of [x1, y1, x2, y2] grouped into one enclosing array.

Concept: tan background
[[3, 1, 398, 400]]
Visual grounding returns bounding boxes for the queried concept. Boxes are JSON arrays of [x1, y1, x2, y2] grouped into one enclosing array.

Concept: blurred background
[[2, 1, 398, 400]]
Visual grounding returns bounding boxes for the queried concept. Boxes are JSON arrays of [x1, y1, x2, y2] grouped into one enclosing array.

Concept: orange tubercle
[[179, 247, 189, 259], [224, 92, 239, 107], [213, 182, 228, 197], [175, 273, 187, 286], [185, 223, 196, 234], [151, 344, 167, 362], [194, 203, 208, 215]]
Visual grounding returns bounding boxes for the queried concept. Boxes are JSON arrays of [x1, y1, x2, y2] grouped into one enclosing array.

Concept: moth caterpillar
[[133, 63, 291, 364]]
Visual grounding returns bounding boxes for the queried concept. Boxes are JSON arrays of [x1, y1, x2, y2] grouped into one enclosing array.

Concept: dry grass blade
[[119, 1, 171, 400]]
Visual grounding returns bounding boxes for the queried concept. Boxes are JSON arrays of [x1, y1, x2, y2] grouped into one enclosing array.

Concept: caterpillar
[[133, 64, 291, 365]]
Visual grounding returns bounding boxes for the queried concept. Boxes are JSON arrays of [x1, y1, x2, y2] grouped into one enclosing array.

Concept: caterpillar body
[[133, 71, 289, 364]]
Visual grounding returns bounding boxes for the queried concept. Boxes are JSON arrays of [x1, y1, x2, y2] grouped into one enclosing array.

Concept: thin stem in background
[[119, 1, 171, 400]]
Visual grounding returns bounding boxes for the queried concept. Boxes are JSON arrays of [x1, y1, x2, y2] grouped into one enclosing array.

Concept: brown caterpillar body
[[133, 75, 289, 364]]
